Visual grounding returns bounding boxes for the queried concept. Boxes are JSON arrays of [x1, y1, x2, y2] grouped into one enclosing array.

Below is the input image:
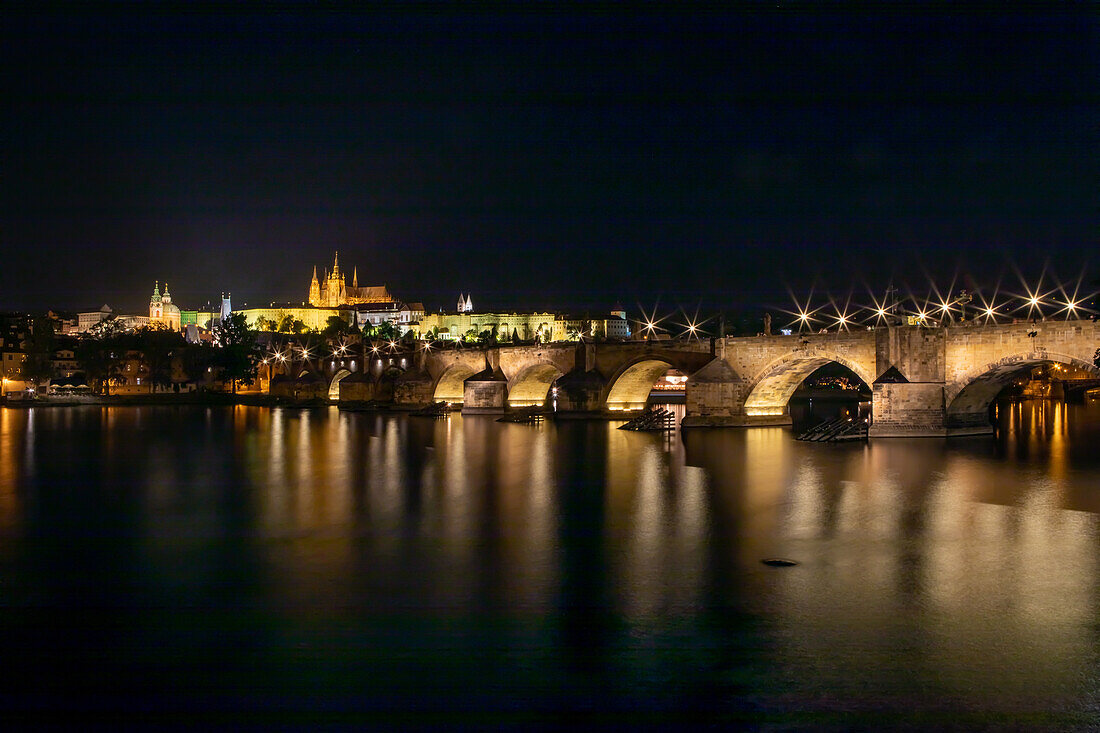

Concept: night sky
[[3, 7, 1097, 318]]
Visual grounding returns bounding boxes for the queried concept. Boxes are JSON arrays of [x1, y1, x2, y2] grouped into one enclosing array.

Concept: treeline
[[74, 313, 261, 395]]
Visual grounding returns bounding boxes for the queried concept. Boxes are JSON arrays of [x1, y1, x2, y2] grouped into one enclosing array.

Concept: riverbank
[[0, 392, 314, 409]]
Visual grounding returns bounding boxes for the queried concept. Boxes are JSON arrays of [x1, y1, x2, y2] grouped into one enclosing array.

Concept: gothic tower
[[309, 266, 321, 306], [150, 282, 163, 319]]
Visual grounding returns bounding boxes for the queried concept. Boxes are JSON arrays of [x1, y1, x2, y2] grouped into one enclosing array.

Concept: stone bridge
[[683, 320, 1100, 436], [396, 341, 716, 415], [269, 319, 1100, 436]]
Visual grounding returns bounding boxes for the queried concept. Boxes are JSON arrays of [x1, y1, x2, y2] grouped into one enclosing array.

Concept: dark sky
[[3, 7, 1097, 317]]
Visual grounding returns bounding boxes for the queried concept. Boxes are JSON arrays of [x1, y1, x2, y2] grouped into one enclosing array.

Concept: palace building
[[309, 252, 395, 308]]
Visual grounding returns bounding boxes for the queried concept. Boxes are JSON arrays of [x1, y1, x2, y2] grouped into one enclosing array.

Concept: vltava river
[[1, 401, 1099, 728]]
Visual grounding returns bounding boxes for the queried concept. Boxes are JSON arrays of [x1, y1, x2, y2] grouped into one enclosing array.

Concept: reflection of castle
[[308, 252, 394, 307]]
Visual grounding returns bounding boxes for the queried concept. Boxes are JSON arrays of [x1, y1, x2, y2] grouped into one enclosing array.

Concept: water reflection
[[0, 401, 1098, 724]]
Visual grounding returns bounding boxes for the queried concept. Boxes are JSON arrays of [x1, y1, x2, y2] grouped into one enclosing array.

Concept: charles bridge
[[268, 320, 1100, 437]]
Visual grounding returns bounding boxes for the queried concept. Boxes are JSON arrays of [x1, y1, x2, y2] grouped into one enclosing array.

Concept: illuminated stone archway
[[945, 352, 1100, 430], [507, 363, 564, 408], [605, 359, 676, 411], [433, 363, 479, 404], [742, 354, 874, 418], [328, 369, 352, 401]]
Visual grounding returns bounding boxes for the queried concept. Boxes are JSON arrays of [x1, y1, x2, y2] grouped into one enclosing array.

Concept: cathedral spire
[[333, 250, 340, 277], [353, 266, 358, 288]]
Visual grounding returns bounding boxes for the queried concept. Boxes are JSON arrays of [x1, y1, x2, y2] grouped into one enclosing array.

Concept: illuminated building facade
[[417, 307, 633, 343], [309, 252, 395, 308], [149, 282, 181, 330], [237, 305, 344, 333], [417, 311, 557, 342]]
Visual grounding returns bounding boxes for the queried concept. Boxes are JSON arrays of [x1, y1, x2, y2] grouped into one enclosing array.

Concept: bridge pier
[[394, 370, 434, 407], [462, 366, 508, 414], [553, 370, 607, 416], [868, 382, 949, 438]]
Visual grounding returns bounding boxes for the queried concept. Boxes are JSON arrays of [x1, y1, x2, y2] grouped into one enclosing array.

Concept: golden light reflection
[[0, 408, 22, 531]]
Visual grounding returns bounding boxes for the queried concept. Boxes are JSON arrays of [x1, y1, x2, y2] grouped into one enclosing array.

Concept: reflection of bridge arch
[[433, 363, 479, 404], [328, 369, 352, 401], [507, 363, 564, 408], [945, 351, 1100, 429], [742, 353, 874, 417], [605, 358, 678, 411]]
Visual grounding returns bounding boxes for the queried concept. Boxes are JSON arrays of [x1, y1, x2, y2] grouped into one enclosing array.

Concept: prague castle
[[235, 252, 422, 334], [309, 252, 394, 308]]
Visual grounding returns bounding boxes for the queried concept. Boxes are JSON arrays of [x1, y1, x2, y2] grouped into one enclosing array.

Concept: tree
[[76, 323, 125, 396], [277, 314, 296, 334], [1094, 348, 1099, 369], [322, 315, 351, 339], [135, 324, 185, 393], [180, 343, 216, 386], [20, 317, 57, 389], [373, 320, 398, 342], [213, 313, 260, 393]]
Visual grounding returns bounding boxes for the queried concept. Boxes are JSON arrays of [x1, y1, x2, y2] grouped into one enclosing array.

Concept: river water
[[1, 401, 1099, 728]]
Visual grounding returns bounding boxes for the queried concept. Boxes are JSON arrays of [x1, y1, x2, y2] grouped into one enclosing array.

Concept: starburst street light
[[636, 301, 670, 340], [673, 305, 712, 340], [782, 287, 824, 332]]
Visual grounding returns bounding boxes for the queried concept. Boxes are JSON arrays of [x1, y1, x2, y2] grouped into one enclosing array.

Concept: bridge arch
[[945, 351, 1100, 429], [742, 353, 875, 417], [328, 369, 352, 401], [433, 363, 479, 404], [507, 363, 564, 408], [605, 357, 680, 411]]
